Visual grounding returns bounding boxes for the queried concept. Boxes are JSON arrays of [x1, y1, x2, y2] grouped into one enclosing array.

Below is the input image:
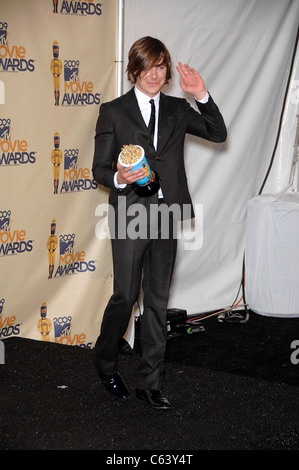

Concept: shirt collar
[[134, 86, 160, 106]]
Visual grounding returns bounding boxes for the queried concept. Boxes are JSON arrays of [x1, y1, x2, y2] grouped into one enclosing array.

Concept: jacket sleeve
[[186, 94, 227, 143], [92, 103, 118, 190]]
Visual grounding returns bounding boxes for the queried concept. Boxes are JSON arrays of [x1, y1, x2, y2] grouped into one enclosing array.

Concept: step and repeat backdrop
[[1, 0, 119, 348]]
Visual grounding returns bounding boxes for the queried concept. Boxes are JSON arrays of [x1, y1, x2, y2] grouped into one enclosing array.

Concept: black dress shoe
[[97, 370, 129, 399], [135, 388, 171, 410]]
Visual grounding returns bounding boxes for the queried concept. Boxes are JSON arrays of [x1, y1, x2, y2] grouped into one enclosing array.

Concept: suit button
[[156, 156, 160, 160]]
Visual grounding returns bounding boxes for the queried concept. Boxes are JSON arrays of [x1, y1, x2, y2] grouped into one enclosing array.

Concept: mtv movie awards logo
[[0, 118, 36, 167], [51, 132, 97, 194], [52, 0, 102, 16], [0, 299, 21, 339], [50, 41, 100, 106], [37, 302, 92, 347], [47, 219, 96, 278], [0, 210, 34, 256], [0, 22, 35, 73]]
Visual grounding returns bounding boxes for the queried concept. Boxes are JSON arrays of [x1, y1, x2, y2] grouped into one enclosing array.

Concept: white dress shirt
[[134, 86, 160, 150]]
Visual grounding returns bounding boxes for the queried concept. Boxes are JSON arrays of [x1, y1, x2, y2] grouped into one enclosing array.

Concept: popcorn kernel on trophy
[[118, 144, 160, 197]]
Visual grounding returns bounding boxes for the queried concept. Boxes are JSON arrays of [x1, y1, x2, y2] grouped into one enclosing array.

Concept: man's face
[[135, 60, 167, 98]]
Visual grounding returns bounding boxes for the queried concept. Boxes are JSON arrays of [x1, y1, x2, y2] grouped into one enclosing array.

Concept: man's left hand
[[176, 62, 207, 101]]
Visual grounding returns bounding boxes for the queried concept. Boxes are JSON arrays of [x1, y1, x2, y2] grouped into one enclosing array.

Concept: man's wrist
[[114, 171, 127, 189], [194, 90, 209, 103]]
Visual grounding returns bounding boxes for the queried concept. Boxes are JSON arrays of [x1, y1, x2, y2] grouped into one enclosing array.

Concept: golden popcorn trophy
[[37, 303, 52, 342], [47, 219, 58, 279], [118, 145, 160, 197], [51, 132, 63, 194], [50, 41, 62, 106]]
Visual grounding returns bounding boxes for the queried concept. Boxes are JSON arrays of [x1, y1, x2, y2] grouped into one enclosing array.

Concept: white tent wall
[[262, 36, 299, 196], [122, 0, 299, 315]]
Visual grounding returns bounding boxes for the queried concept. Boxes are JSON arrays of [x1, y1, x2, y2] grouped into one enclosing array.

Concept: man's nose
[[149, 67, 158, 79]]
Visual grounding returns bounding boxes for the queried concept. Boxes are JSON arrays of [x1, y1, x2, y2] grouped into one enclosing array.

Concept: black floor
[[165, 310, 299, 387], [1, 310, 299, 452]]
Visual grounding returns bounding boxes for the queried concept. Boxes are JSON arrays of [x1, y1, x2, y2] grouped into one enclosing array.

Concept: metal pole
[[117, 0, 124, 97]]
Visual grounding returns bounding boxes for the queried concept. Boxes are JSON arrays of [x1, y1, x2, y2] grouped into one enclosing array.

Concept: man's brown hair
[[126, 36, 172, 84]]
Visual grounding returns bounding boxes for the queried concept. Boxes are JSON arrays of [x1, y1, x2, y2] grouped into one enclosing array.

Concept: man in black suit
[[92, 36, 226, 409]]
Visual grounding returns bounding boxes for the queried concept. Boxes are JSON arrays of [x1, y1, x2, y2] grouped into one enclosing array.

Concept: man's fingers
[[128, 168, 145, 181], [118, 165, 145, 184], [176, 62, 187, 76]]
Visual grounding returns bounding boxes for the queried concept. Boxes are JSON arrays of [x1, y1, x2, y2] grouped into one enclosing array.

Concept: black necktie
[[148, 99, 155, 146]]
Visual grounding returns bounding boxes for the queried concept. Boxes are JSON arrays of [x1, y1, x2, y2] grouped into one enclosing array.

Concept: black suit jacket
[[92, 87, 226, 219]]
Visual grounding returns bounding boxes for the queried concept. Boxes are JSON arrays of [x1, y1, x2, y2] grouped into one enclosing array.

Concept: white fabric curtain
[[122, 0, 299, 315]]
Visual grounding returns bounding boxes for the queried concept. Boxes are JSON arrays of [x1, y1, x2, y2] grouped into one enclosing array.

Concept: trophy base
[[132, 171, 160, 198]]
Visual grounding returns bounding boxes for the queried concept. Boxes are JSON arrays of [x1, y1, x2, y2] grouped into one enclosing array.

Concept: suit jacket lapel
[[124, 88, 148, 131], [157, 92, 177, 154]]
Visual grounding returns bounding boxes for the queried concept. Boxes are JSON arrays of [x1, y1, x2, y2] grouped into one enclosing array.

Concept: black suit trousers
[[94, 193, 177, 390]]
